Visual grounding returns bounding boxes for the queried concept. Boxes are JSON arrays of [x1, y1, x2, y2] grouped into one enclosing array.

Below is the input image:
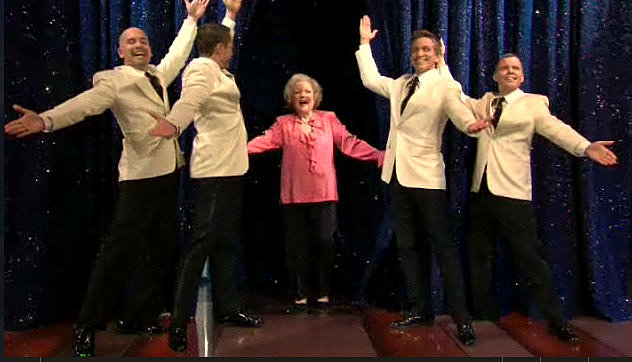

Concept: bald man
[[4, 0, 213, 357]]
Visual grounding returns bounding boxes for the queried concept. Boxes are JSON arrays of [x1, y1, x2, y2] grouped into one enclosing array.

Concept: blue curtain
[[4, 0, 631, 330]]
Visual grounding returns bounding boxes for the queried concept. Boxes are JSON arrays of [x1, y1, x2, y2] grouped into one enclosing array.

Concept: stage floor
[[5, 308, 632, 357]]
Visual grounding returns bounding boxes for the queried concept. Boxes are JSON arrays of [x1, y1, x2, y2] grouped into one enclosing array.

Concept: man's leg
[[466, 190, 499, 320], [389, 177, 433, 326], [119, 172, 179, 333], [74, 179, 153, 356], [496, 197, 579, 343]]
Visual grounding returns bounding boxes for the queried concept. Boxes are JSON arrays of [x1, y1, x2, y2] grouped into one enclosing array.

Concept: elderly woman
[[248, 73, 384, 311]]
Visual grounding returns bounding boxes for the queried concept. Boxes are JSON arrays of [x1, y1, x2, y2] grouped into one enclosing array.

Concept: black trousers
[[282, 202, 337, 302], [78, 171, 179, 328], [389, 175, 469, 322], [172, 176, 245, 326], [467, 178, 565, 327]]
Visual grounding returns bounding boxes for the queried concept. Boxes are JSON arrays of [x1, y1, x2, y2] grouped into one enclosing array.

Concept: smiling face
[[493, 56, 525, 95], [411, 37, 439, 74], [291, 80, 315, 118], [118, 28, 152, 69]]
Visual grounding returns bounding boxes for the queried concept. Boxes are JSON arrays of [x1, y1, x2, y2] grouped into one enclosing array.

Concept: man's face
[[118, 28, 152, 69], [291, 80, 315, 117], [411, 37, 439, 74], [216, 41, 234, 69], [493, 56, 524, 94]]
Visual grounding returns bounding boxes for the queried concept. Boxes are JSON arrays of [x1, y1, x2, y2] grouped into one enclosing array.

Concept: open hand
[[467, 119, 490, 134], [223, 0, 242, 18], [4, 104, 45, 138], [185, 0, 210, 21], [585, 141, 618, 166], [359, 15, 378, 45], [148, 111, 178, 138]]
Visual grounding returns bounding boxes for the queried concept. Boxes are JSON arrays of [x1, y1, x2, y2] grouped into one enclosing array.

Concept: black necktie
[[400, 76, 419, 114], [145, 72, 163, 99], [491, 96, 505, 128]]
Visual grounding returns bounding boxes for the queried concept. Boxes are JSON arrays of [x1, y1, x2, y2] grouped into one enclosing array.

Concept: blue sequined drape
[[4, 0, 631, 330]]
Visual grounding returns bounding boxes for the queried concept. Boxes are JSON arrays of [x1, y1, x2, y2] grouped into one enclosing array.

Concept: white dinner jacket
[[167, 57, 248, 178], [467, 90, 591, 201], [355, 44, 476, 189], [40, 18, 198, 181]]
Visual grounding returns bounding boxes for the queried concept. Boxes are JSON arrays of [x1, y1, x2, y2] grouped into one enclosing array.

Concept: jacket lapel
[[135, 77, 164, 107]]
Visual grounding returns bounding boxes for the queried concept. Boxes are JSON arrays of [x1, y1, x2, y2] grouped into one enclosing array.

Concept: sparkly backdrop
[[4, 0, 631, 330]]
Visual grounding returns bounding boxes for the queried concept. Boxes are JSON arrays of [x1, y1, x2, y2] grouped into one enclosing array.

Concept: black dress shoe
[[115, 319, 166, 335], [169, 326, 187, 352], [218, 312, 263, 327], [391, 313, 435, 329], [73, 325, 95, 357], [549, 323, 580, 344], [456, 321, 476, 346]]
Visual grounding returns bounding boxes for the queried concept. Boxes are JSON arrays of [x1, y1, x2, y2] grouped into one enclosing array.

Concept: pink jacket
[[248, 111, 384, 204]]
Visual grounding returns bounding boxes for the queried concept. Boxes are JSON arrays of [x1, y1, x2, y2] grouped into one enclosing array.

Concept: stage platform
[[5, 308, 632, 357]]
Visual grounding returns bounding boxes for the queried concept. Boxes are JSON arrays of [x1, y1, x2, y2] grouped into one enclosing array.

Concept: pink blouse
[[248, 111, 384, 204]]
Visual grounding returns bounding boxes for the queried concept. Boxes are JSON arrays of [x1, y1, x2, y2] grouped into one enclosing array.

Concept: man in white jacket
[[149, 0, 263, 353], [465, 53, 617, 344], [5, 0, 210, 357], [355, 15, 487, 346]]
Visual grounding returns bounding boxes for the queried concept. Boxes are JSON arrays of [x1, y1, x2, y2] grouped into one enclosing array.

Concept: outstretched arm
[[4, 105, 45, 138], [331, 114, 384, 167], [585, 141, 618, 166]]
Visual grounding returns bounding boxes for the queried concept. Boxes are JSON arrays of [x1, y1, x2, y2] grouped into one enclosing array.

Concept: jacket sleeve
[[40, 70, 117, 132], [155, 17, 198, 86], [533, 95, 590, 156], [442, 81, 476, 134], [247, 118, 284, 154], [330, 113, 384, 166], [355, 44, 395, 99], [166, 61, 215, 132]]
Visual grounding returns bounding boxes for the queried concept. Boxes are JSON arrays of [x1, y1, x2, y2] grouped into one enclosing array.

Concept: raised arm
[[355, 15, 395, 98], [437, 38, 455, 81], [156, 0, 210, 85]]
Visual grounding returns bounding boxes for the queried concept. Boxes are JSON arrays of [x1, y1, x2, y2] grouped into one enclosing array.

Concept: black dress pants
[[78, 171, 179, 327], [282, 202, 337, 303], [389, 175, 469, 322], [172, 176, 245, 326], [467, 177, 565, 327]]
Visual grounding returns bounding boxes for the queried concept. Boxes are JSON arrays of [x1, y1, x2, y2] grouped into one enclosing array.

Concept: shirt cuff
[[359, 43, 370, 51], [221, 17, 236, 31], [40, 114, 53, 133], [577, 140, 592, 157]]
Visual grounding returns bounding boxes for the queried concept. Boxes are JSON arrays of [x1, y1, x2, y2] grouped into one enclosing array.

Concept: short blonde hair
[[283, 73, 323, 110]]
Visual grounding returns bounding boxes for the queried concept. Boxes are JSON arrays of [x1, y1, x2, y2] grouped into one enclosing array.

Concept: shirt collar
[[116, 64, 156, 76], [501, 88, 525, 104], [417, 68, 440, 83]]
